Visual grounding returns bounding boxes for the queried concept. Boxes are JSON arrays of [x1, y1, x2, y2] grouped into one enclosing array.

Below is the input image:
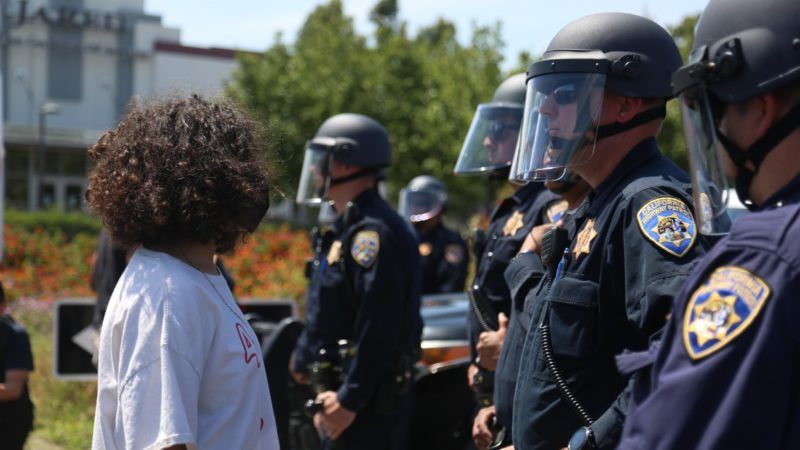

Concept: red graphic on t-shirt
[[236, 323, 261, 368]]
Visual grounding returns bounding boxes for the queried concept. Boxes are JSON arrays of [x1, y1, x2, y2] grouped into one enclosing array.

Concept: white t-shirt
[[92, 247, 279, 450]]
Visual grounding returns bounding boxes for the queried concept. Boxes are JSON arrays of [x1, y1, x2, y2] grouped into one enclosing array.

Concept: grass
[[14, 300, 95, 450]]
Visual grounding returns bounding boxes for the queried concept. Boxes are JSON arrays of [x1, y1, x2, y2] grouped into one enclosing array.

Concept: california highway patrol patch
[[546, 200, 569, 224], [636, 197, 696, 257], [683, 266, 771, 360], [351, 230, 380, 268]]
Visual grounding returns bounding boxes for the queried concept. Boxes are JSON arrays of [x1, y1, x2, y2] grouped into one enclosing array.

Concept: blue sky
[[145, 0, 707, 70]]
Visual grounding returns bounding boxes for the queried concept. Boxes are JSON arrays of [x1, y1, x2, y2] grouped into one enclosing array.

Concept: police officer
[[505, 13, 714, 449], [291, 113, 422, 450], [620, 1, 800, 448], [472, 174, 590, 450], [398, 175, 469, 294], [455, 73, 562, 448]]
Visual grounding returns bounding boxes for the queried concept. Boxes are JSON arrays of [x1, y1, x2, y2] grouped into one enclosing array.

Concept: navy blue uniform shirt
[[494, 206, 574, 435], [292, 188, 423, 413], [619, 174, 800, 450], [0, 315, 34, 420], [468, 182, 560, 360], [512, 138, 711, 450], [416, 222, 469, 295]]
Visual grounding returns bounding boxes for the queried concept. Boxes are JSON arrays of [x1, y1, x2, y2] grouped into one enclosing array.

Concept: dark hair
[[86, 95, 271, 253], [0, 281, 5, 305]]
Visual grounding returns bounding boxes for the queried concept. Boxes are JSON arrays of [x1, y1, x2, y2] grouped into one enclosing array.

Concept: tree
[[228, 0, 504, 220], [657, 14, 701, 171]]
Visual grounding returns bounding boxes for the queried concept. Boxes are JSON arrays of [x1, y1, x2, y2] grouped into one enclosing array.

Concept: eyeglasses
[[488, 121, 519, 142], [550, 84, 578, 105]]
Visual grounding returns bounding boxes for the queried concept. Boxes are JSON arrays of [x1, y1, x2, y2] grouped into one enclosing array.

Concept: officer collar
[[491, 182, 546, 222], [760, 172, 800, 211], [351, 187, 381, 208], [584, 138, 661, 217], [511, 181, 545, 205]]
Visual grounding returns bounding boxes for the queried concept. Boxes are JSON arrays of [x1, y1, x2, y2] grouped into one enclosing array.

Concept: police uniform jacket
[[512, 138, 710, 450], [492, 205, 573, 435], [417, 222, 469, 295], [468, 182, 559, 359], [619, 174, 800, 450], [293, 188, 423, 413]]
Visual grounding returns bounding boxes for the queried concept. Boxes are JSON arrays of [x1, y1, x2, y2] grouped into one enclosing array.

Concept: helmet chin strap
[[329, 167, 382, 187], [714, 101, 800, 211], [549, 105, 666, 151], [489, 165, 511, 181], [594, 105, 666, 140]]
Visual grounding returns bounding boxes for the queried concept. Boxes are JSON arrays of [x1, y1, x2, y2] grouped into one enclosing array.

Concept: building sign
[[12, 0, 129, 32]]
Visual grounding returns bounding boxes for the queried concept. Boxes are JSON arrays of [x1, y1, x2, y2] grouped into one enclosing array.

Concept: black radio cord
[[539, 305, 594, 428]]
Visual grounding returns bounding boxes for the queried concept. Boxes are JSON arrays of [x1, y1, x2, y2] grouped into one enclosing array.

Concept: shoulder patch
[[546, 200, 569, 224], [444, 244, 464, 265], [636, 197, 697, 257], [351, 230, 380, 268], [683, 266, 771, 360]]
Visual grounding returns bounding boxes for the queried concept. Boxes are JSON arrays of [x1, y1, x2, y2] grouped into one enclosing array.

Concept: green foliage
[[657, 14, 700, 171], [228, 0, 504, 220], [15, 304, 96, 450], [5, 209, 101, 240]]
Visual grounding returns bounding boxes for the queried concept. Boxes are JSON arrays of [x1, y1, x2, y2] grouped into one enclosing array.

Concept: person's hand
[[315, 391, 356, 440], [467, 363, 479, 390], [288, 352, 310, 385], [472, 405, 497, 450], [519, 222, 560, 255], [476, 313, 509, 371]]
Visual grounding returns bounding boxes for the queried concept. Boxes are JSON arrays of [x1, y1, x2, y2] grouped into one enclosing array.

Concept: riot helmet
[[672, 0, 800, 233], [296, 113, 391, 205], [455, 73, 526, 177], [398, 175, 448, 223], [510, 13, 682, 182]]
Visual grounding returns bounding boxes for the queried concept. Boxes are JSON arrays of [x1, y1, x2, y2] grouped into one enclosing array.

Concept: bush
[[13, 299, 96, 449], [5, 209, 102, 240], [0, 212, 312, 449]]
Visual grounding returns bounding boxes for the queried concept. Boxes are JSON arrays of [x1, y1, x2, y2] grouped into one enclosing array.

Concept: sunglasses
[[488, 121, 519, 141], [550, 84, 578, 105]]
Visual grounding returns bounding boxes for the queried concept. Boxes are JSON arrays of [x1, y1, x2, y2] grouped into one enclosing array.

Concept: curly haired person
[[88, 95, 279, 450]]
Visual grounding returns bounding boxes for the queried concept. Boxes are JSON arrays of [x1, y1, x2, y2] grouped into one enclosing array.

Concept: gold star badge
[[687, 292, 742, 346], [326, 240, 342, 265], [572, 218, 597, 260], [503, 211, 525, 236], [419, 242, 432, 256]]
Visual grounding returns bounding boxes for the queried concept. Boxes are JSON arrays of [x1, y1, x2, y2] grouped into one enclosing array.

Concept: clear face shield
[[397, 189, 446, 223], [510, 72, 605, 182], [677, 85, 731, 235], [454, 104, 523, 175], [295, 143, 333, 206]]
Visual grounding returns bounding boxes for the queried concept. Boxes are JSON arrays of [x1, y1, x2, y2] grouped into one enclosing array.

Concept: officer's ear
[[613, 94, 646, 124], [752, 92, 786, 139]]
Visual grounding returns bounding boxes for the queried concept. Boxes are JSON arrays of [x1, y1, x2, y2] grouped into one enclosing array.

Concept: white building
[[1, 0, 241, 210]]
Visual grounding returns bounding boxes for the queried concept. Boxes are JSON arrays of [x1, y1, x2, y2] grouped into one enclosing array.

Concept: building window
[[48, 27, 83, 100], [6, 149, 31, 209]]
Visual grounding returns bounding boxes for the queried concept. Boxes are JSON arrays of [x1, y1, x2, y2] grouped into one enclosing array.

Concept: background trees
[[228, 1, 700, 221]]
